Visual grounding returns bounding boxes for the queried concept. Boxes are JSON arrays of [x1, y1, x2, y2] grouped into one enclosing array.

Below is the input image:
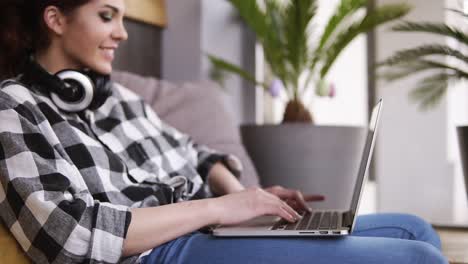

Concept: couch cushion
[[111, 71, 260, 187]]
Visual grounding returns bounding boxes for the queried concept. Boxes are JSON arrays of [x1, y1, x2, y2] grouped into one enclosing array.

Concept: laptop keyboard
[[271, 211, 339, 231]]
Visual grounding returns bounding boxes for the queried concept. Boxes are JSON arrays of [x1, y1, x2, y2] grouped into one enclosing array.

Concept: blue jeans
[[141, 213, 448, 264]]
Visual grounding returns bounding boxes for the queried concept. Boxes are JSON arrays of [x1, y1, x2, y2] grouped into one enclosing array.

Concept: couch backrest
[[111, 71, 260, 187]]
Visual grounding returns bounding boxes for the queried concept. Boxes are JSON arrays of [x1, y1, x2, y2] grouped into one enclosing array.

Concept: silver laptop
[[212, 99, 383, 237]]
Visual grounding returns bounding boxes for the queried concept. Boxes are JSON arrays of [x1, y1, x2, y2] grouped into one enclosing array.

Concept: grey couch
[[111, 70, 260, 188]]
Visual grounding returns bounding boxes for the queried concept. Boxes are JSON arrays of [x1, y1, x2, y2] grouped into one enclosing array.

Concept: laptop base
[[212, 215, 350, 237]]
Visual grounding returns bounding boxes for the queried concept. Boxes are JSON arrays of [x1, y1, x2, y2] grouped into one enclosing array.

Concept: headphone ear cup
[[52, 70, 95, 112], [87, 73, 112, 110]]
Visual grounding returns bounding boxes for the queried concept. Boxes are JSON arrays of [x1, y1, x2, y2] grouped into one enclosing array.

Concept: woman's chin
[[92, 64, 113, 75]]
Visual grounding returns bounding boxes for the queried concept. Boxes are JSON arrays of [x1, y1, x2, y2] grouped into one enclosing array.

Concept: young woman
[[0, 1, 448, 263]]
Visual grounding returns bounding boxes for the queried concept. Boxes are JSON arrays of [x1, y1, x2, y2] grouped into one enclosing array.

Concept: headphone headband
[[19, 60, 112, 112]]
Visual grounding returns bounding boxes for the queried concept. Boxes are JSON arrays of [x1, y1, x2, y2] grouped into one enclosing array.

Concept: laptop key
[[307, 212, 322, 230], [319, 212, 332, 229], [271, 219, 288, 230], [295, 212, 312, 230], [284, 221, 299, 230], [331, 212, 339, 229]]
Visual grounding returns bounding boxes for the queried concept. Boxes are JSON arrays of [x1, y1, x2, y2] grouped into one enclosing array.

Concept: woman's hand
[[264, 185, 325, 213], [212, 187, 302, 226]]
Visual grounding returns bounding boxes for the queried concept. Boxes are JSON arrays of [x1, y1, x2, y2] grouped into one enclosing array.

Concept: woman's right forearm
[[122, 198, 219, 257], [122, 187, 303, 257]]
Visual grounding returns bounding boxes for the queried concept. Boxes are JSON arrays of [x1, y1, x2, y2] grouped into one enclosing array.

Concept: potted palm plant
[[209, 0, 410, 123], [208, 0, 410, 208], [379, 8, 468, 199]]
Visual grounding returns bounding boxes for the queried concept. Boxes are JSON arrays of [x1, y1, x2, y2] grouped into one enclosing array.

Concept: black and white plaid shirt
[[0, 79, 242, 264]]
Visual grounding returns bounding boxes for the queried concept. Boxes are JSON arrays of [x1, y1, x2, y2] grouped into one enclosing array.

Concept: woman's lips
[[100, 48, 115, 61]]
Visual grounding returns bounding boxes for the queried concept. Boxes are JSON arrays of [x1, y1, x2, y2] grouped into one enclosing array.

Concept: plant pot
[[456, 126, 468, 201], [241, 124, 368, 210]]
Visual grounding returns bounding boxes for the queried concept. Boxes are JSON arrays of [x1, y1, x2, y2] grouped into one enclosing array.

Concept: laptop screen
[[349, 99, 383, 216]]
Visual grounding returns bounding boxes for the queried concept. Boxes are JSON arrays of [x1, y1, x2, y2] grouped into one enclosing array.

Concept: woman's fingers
[[272, 188, 311, 213], [265, 186, 325, 213], [290, 190, 311, 212], [266, 203, 295, 223], [215, 188, 319, 226], [285, 199, 306, 213], [281, 200, 301, 220], [270, 203, 298, 223], [279, 206, 297, 223], [262, 190, 300, 222]]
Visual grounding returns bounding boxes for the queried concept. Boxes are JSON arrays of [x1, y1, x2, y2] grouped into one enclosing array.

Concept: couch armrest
[[0, 222, 31, 264]]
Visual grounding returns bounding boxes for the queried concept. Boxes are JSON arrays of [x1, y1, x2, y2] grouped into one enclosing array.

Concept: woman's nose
[[113, 21, 128, 41]]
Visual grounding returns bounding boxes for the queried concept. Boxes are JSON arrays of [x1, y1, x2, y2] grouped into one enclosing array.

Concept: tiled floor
[[436, 227, 468, 264]]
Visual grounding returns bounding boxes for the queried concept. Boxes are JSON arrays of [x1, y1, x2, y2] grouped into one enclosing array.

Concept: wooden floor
[[436, 227, 468, 264]]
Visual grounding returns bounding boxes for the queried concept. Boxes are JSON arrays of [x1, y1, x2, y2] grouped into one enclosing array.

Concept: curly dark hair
[[0, 0, 91, 79]]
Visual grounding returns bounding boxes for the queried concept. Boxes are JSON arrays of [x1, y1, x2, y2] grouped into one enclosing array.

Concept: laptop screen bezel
[[347, 99, 383, 232]]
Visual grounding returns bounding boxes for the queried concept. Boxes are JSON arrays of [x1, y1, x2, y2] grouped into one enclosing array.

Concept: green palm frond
[[409, 73, 453, 110], [227, 0, 268, 41], [319, 3, 411, 78], [379, 61, 438, 81], [312, 0, 366, 69], [392, 21, 468, 45], [226, 0, 292, 91], [283, 0, 316, 76], [206, 54, 265, 88], [379, 44, 468, 66], [381, 58, 468, 109], [381, 59, 468, 81], [209, 65, 228, 88], [446, 8, 468, 18], [263, 1, 292, 88]]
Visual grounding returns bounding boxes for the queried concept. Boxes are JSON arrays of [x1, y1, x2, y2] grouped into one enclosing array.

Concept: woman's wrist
[[204, 197, 223, 225], [207, 162, 245, 195]]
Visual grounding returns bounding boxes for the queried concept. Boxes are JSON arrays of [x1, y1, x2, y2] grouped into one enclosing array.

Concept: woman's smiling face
[[57, 0, 128, 74]]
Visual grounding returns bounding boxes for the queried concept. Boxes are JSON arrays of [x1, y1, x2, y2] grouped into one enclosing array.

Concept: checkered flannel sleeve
[[143, 104, 243, 181], [0, 93, 132, 264]]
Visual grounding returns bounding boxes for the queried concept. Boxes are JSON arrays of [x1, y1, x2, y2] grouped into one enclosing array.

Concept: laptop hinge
[[342, 211, 354, 228]]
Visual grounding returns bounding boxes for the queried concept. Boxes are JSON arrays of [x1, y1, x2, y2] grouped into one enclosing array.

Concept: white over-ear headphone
[[51, 70, 95, 112], [20, 60, 113, 112]]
